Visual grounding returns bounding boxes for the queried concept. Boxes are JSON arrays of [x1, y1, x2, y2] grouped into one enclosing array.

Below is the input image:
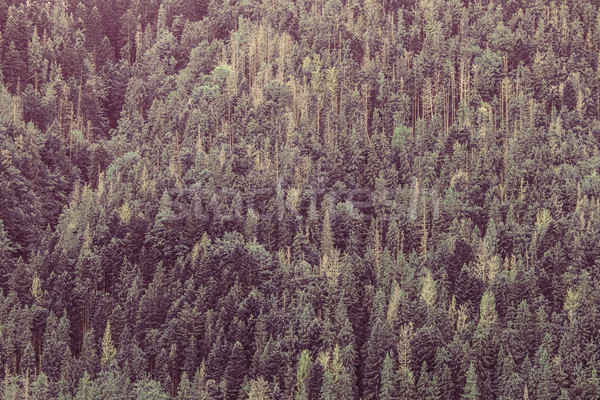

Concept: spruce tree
[[224, 341, 246, 400], [101, 319, 117, 368], [378, 352, 398, 400], [462, 362, 480, 400]]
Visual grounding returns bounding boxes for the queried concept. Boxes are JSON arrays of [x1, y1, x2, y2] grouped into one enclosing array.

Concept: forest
[[1, 0, 600, 398]]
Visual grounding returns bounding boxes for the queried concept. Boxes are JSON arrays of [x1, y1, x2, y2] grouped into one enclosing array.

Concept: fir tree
[[462, 362, 480, 400], [101, 320, 117, 368]]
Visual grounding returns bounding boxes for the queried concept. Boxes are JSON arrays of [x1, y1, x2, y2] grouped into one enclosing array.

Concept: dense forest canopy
[[1, 0, 600, 398]]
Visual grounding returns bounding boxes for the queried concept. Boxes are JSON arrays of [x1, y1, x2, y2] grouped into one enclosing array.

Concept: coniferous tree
[[378, 352, 398, 400], [295, 350, 312, 400], [224, 341, 246, 399], [101, 320, 117, 368], [462, 362, 480, 400], [74, 371, 98, 400], [41, 311, 70, 382], [134, 378, 169, 400], [78, 328, 98, 378], [31, 372, 51, 400]]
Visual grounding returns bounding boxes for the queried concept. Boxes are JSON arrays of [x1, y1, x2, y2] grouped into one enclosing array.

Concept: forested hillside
[[1, 0, 600, 398]]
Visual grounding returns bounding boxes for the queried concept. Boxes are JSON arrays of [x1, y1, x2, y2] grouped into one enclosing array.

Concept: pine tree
[[0, 220, 18, 290], [60, 340, 77, 395], [205, 329, 229, 381], [90, 367, 125, 398], [385, 218, 401, 260], [3, 376, 20, 400], [535, 348, 558, 400], [500, 372, 525, 400], [78, 328, 98, 378], [191, 366, 208, 398], [319, 353, 337, 400], [378, 352, 398, 400], [585, 369, 600, 399], [28, 26, 47, 91], [292, 226, 311, 263], [2, 39, 26, 91], [362, 291, 393, 399], [41, 311, 71, 382], [182, 335, 200, 375], [224, 341, 246, 400], [308, 361, 323, 400], [417, 362, 439, 400], [397, 366, 416, 399], [31, 372, 50, 400], [333, 349, 355, 400], [497, 347, 516, 394], [397, 322, 414, 373], [321, 208, 334, 259], [176, 372, 194, 400], [248, 376, 271, 400], [74, 371, 98, 400], [86, 6, 104, 52], [154, 347, 171, 392], [2, 4, 29, 90], [101, 319, 116, 367], [421, 269, 438, 309], [20, 340, 36, 376], [462, 362, 480, 400], [478, 291, 497, 329], [134, 378, 169, 400], [295, 350, 312, 400]]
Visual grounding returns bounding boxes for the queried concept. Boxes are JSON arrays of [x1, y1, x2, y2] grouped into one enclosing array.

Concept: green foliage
[[392, 125, 410, 149], [75, 371, 98, 400], [295, 350, 312, 400], [101, 320, 116, 367], [462, 362, 480, 400], [478, 291, 498, 329], [378, 352, 398, 400], [134, 379, 169, 400], [106, 151, 140, 182]]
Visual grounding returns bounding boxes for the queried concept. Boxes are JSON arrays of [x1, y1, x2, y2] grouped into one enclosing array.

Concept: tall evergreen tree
[[462, 362, 480, 400]]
